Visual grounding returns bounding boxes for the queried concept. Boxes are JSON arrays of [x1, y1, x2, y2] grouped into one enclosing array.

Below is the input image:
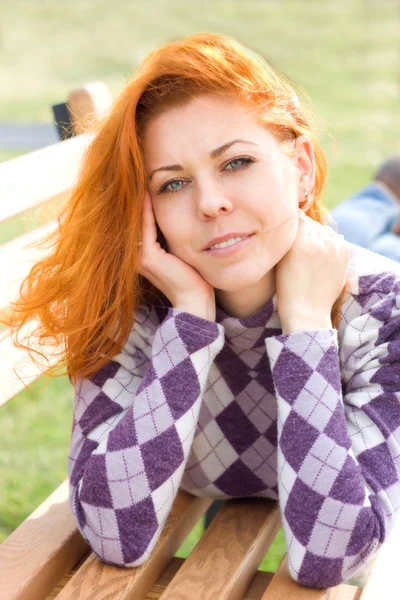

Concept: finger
[[305, 216, 332, 248], [141, 190, 158, 246], [302, 216, 332, 236], [323, 227, 337, 237], [297, 211, 314, 242], [298, 212, 319, 231], [324, 227, 348, 248], [323, 224, 342, 236]]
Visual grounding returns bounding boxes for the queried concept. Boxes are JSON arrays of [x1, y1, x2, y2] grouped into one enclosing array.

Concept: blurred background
[[1, 0, 399, 573]]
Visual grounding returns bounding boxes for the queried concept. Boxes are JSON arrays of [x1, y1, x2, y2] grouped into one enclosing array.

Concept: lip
[[203, 233, 255, 257], [203, 232, 254, 251]]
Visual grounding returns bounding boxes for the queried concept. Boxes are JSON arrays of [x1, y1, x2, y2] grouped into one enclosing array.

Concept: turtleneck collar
[[215, 293, 282, 349], [151, 289, 282, 350]]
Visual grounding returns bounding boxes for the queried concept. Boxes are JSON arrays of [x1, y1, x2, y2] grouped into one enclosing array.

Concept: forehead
[[142, 94, 279, 164]]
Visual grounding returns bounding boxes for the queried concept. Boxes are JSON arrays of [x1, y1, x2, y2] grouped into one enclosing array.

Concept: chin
[[204, 263, 274, 293]]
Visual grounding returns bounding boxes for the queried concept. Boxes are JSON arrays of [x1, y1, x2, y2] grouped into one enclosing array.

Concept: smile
[[204, 234, 255, 256]]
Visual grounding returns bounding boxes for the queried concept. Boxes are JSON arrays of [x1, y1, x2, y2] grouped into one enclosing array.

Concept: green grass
[[0, 375, 73, 542], [0, 0, 399, 575]]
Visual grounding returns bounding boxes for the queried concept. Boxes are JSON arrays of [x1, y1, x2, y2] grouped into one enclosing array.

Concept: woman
[[5, 33, 400, 589]]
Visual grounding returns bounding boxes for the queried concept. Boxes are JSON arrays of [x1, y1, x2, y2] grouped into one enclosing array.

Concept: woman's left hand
[[276, 213, 351, 333]]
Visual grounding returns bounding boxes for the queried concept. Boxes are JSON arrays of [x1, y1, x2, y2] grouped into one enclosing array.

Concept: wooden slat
[[260, 555, 362, 600], [242, 570, 276, 600], [158, 497, 282, 600], [0, 221, 58, 312], [45, 552, 91, 600], [0, 133, 91, 223], [144, 558, 276, 600], [50, 490, 212, 600], [144, 558, 193, 600], [46, 557, 276, 600], [0, 479, 89, 600], [0, 319, 63, 406], [359, 512, 400, 599]]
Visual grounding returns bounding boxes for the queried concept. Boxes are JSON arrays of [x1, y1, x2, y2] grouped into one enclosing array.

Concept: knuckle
[[139, 255, 151, 271]]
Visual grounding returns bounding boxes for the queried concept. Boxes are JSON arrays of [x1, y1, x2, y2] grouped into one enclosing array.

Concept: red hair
[[3, 32, 344, 383]]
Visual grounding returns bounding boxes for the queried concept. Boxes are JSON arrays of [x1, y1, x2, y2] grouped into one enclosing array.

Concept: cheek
[[257, 209, 298, 265], [155, 209, 190, 255], [251, 169, 298, 226], [258, 194, 298, 238], [271, 216, 298, 255]]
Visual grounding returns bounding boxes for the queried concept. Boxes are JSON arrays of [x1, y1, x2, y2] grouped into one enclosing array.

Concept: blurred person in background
[[330, 155, 400, 262]]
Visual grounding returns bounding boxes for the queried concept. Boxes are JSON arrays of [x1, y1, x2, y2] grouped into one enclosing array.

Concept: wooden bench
[[0, 83, 399, 600]]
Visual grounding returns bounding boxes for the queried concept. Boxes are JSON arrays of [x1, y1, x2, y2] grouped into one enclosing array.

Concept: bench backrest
[[0, 83, 111, 405]]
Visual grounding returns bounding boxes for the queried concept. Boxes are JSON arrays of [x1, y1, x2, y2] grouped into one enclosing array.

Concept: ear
[[294, 135, 316, 208]]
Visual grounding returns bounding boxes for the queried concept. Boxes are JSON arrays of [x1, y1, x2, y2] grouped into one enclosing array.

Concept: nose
[[196, 179, 234, 220]]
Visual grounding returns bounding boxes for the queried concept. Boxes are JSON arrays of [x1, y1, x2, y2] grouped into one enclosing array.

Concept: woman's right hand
[[138, 190, 216, 321]]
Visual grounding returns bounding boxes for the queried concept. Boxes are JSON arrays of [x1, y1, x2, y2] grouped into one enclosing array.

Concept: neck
[[215, 267, 276, 319]]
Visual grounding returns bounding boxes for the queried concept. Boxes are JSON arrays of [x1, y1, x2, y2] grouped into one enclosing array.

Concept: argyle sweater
[[68, 243, 400, 588]]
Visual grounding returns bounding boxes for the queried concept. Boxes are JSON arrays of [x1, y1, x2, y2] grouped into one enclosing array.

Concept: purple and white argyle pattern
[[68, 306, 224, 567], [68, 244, 400, 588], [180, 295, 282, 500]]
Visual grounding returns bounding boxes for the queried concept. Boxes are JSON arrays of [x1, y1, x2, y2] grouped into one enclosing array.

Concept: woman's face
[[143, 94, 313, 293]]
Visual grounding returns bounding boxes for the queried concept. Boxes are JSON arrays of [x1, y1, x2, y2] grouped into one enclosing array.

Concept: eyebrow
[[147, 139, 258, 182]]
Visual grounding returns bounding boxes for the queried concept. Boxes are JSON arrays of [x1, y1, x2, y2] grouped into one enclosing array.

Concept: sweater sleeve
[[68, 305, 224, 567], [265, 279, 400, 588]]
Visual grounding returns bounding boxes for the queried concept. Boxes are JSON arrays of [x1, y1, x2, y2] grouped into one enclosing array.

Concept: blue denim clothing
[[329, 182, 400, 262]]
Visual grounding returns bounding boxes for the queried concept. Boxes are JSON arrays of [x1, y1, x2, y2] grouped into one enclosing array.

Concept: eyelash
[[156, 156, 255, 195]]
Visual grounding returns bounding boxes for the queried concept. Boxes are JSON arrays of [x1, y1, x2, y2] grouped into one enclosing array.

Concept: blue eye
[[164, 180, 183, 192], [156, 155, 254, 195], [225, 157, 253, 170], [157, 179, 184, 195]]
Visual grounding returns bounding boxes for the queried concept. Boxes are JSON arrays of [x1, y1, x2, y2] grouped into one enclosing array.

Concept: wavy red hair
[[2, 32, 346, 383]]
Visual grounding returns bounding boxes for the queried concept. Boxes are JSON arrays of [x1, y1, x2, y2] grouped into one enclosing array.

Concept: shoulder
[[346, 243, 400, 292], [337, 244, 400, 364], [339, 244, 400, 321]]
